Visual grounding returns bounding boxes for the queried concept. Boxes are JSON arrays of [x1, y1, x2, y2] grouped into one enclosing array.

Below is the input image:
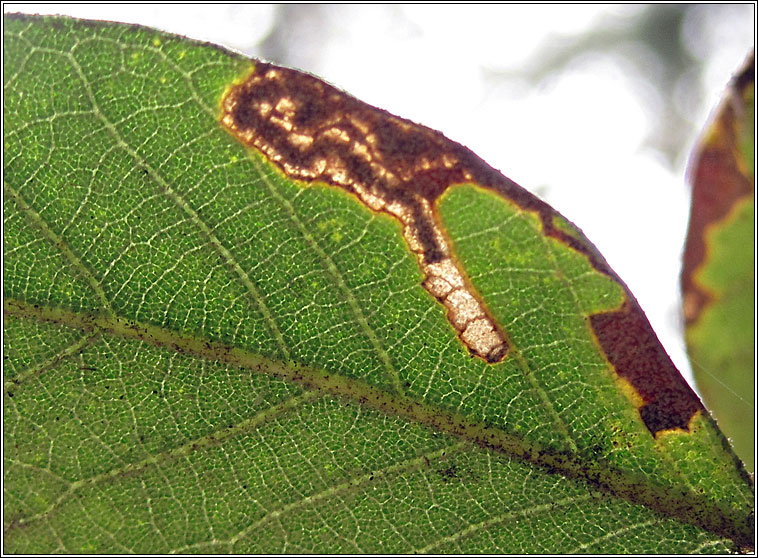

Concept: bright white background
[[4, 4, 755, 391]]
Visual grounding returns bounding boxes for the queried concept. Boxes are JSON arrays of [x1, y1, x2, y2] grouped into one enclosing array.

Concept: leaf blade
[[3, 14, 753, 553], [682, 52, 755, 473]]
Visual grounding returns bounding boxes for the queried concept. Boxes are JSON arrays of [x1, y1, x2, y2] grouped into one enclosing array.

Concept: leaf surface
[[682, 52, 755, 473], [3, 15, 754, 553]]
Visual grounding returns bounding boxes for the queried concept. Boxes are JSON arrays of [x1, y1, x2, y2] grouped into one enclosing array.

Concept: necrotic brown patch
[[681, 54, 754, 327], [221, 62, 509, 362], [220, 62, 705, 433], [590, 300, 704, 435]]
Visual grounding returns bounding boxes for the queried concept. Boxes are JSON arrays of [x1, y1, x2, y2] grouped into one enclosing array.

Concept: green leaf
[[3, 15, 753, 554], [682, 52, 755, 473]]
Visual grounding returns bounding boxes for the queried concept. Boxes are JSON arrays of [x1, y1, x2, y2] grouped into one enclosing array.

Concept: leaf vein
[[61, 50, 292, 361], [252, 156, 406, 394]]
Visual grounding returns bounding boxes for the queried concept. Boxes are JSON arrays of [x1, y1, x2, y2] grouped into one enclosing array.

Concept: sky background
[[4, 4, 755, 392]]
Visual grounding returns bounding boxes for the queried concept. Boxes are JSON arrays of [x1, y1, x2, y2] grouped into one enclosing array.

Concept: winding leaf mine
[[220, 62, 703, 437], [221, 64, 508, 363]]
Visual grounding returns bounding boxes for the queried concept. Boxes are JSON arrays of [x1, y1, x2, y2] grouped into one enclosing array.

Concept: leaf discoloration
[[589, 300, 704, 435], [220, 61, 705, 433], [681, 54, 754, 327], [221, 62, 509, 362]]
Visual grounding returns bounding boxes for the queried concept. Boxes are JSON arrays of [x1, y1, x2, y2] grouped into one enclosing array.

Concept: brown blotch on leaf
[[681, 53, 754, 326], [221, 62, 513, 362], [590, 300, 704, 435]]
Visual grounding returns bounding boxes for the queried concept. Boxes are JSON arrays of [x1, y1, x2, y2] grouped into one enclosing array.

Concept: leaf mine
[[220, 63, 508, 362]]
